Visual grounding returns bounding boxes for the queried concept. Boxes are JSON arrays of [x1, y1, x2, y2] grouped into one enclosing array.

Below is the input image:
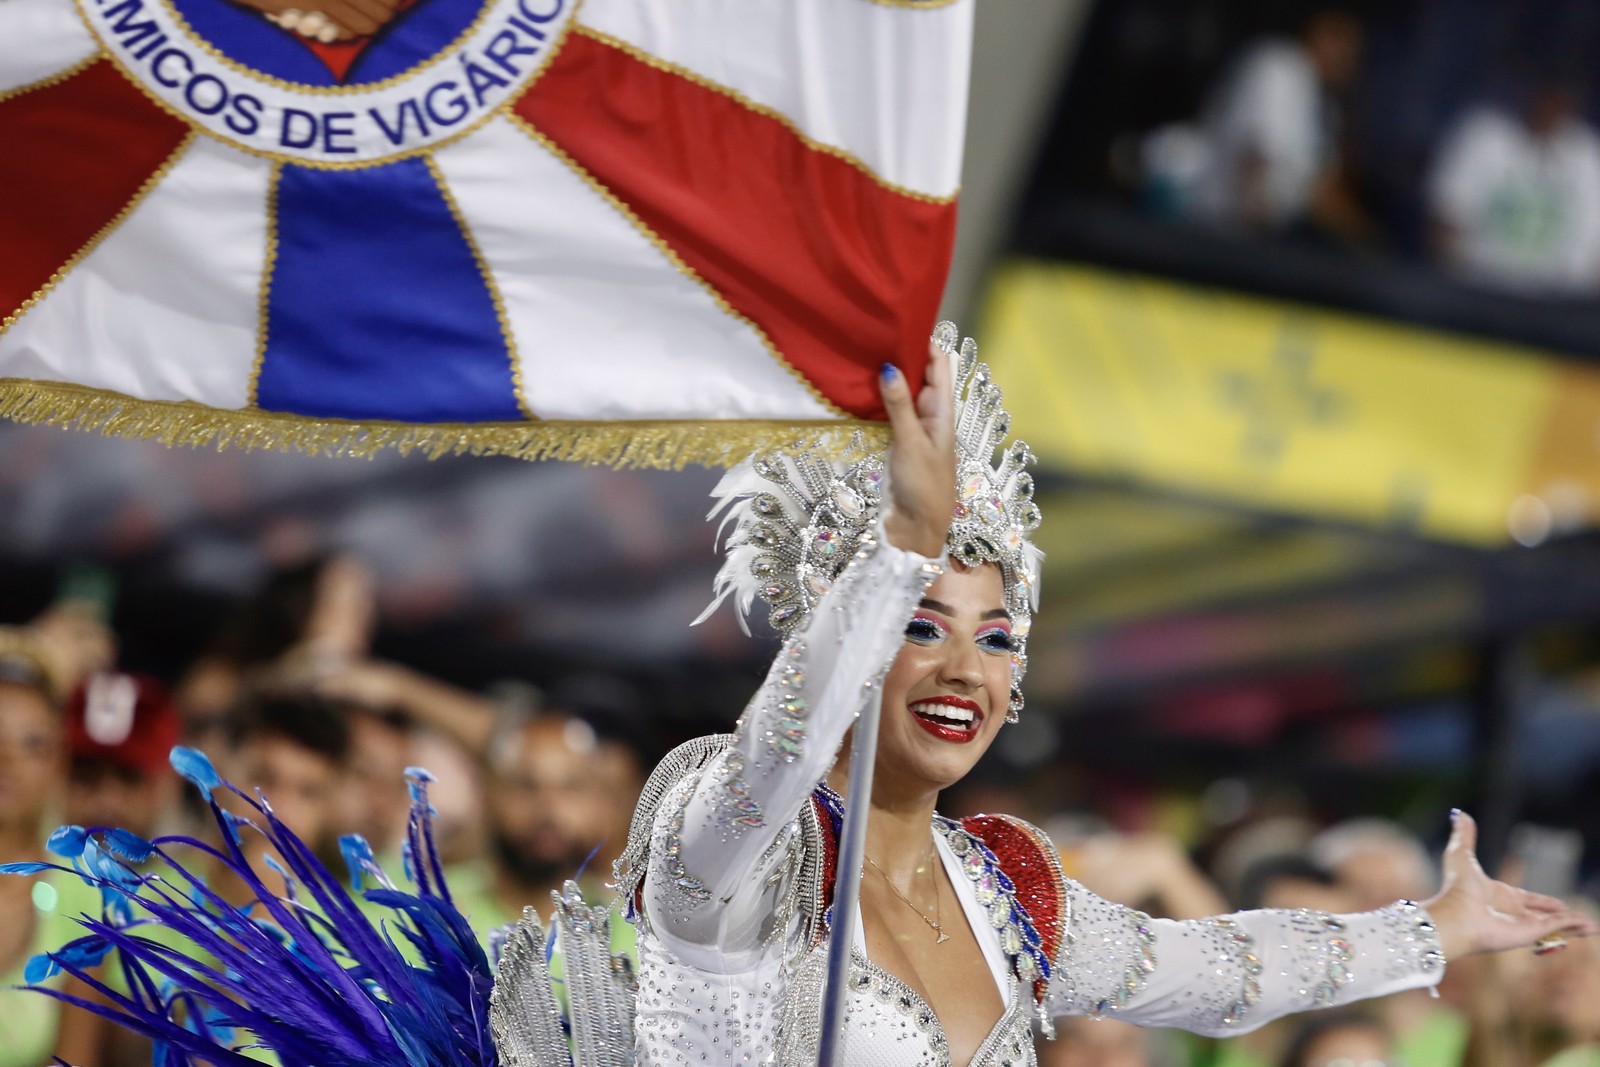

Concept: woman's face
[[875, 562, 1012, 793], [1295, 1021, 1392, 1067], [0, 682, 62, 834]]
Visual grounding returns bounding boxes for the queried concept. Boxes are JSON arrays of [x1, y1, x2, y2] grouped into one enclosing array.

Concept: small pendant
[[936, 932, 950, 944]]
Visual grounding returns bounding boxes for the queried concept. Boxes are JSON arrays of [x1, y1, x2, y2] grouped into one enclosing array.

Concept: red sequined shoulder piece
[[959, 814, 1068, 969], [813, 790, 840, 942]]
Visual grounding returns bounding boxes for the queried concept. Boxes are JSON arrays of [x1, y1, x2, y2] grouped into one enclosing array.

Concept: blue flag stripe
[[255, 156, 525, 423]]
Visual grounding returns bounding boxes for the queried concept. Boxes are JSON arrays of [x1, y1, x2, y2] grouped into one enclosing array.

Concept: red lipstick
[[907, 695, 984, 744]]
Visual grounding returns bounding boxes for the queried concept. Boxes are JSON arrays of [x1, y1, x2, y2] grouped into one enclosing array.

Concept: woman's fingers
[[1522, 890, 1570, 914], [879, 364, 921, 444], [917, 340, 954, 448], [879, 338, 958, 558], [1443, 810, 1477, 868]]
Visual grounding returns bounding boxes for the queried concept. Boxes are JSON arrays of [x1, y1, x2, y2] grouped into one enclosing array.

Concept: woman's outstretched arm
[[1047, 813, 1598, 1036]]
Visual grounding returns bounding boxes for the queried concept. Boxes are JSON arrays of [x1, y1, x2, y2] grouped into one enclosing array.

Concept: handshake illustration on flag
[[236, 0, 409, 45]]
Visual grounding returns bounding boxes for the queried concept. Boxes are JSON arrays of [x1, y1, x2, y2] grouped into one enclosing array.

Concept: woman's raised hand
[[1426, 811, 1600, 960], [879, 342, 957, 559]]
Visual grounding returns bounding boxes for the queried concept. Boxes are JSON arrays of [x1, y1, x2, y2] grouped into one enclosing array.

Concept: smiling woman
[[561, 323, 1600, 1067]]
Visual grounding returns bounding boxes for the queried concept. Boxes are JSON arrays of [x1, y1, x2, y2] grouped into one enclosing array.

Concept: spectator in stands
[[1279, 1010, 1396, 1067], [1428, 80, 1600, 296], [1311, 817, 1438, 910], [178, 554, 375, 744], [447, 712, 616, 941], [0, 628, 103, 1067], [57, 678, 186, 1067], [1183, 7, 1372, 240], [1499, 898, 1600, 1067], [409, 727, 488, 867], [213, 689, 352, 899], [1238, 853, 1353, 912], [63, 672, 182, 838], [340, 704, 414, 864], [29, 599, 116, 699], [1065, 829, 1228, 921], [1039, 1015, 1168, 1067], [548, 675, 651, 879]]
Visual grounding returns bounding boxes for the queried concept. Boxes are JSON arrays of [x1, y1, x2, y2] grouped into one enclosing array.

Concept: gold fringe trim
[[0, 378, 889, 470]]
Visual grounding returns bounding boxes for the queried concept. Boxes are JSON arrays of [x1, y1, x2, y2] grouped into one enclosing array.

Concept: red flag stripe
[[512, 28, 958, 419], [0, 58, 192, 329]]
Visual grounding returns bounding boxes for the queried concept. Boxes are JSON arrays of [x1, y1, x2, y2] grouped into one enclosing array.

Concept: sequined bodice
[[835, 950, 1034, 1067], [634, 883, 1036, 1067]]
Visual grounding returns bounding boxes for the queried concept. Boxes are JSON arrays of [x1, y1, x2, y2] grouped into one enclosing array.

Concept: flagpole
[[816, 690, 883, 1067]]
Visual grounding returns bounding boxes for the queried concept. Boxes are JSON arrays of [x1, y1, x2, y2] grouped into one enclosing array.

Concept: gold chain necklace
[[864, 844, 950, 944]]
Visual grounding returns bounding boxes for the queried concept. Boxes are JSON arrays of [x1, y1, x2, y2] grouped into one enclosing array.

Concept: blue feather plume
[[1, 746, 497, 1067]]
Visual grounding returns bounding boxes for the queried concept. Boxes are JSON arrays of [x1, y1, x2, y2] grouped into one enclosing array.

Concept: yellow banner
[[980, 261, 1600, 545]]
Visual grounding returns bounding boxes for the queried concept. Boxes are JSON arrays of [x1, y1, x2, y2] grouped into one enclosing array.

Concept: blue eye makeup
[[904, 617, 947, 644], [976, 627, 1015, 654]]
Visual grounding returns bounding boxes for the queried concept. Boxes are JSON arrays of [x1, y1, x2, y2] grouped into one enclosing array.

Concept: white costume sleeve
[[641, 531, 943, 971], [1047, 881, 1447, 1037]]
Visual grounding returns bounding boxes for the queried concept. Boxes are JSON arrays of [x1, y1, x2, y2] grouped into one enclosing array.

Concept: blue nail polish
[[1450, 808, 1462, 821], [880, 363, 899, 382]]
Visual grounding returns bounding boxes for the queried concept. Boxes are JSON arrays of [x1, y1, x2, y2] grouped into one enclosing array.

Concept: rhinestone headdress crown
[[696, 323, 1042, 711]]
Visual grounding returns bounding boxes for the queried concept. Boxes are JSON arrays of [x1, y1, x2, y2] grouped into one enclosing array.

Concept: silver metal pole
[[816, 692, 882, 1067]]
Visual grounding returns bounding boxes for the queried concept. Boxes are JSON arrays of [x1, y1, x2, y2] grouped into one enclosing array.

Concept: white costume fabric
[[629, 533, 1448, 1067]]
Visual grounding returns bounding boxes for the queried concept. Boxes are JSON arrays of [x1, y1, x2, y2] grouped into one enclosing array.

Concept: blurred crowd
[[0, 555, 651, 1066], [0, 552, 1595, 1067], [1135, 4, 1600, 299]]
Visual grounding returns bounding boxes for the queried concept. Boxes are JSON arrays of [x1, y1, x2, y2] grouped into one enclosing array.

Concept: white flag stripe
[[0, 0, 100, 97], [4, 138, 270, 409], [576, 0, 972, 200], [432, 116, 834, 421]]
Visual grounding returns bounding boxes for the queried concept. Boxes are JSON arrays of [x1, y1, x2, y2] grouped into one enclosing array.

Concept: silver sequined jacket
[[619, 532, 1447, 1067]]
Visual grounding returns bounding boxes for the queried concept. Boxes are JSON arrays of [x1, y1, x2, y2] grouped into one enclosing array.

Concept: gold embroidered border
[[72, 0, 579, 172], [1, 131, 198, 336], [423, 154, 537, 420], [572, 24, 958, 206], [502, 110, 849, 421], [0, 377, 888, 470], [245, 162, 282, 408], [0, 51, 103, 106]]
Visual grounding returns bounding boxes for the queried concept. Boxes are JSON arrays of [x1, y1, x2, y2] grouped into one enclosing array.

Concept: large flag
[[0, 0, 970, 467]]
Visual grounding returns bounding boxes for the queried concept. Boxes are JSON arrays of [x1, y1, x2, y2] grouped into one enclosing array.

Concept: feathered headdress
[[697, 322, 1042, 719]]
